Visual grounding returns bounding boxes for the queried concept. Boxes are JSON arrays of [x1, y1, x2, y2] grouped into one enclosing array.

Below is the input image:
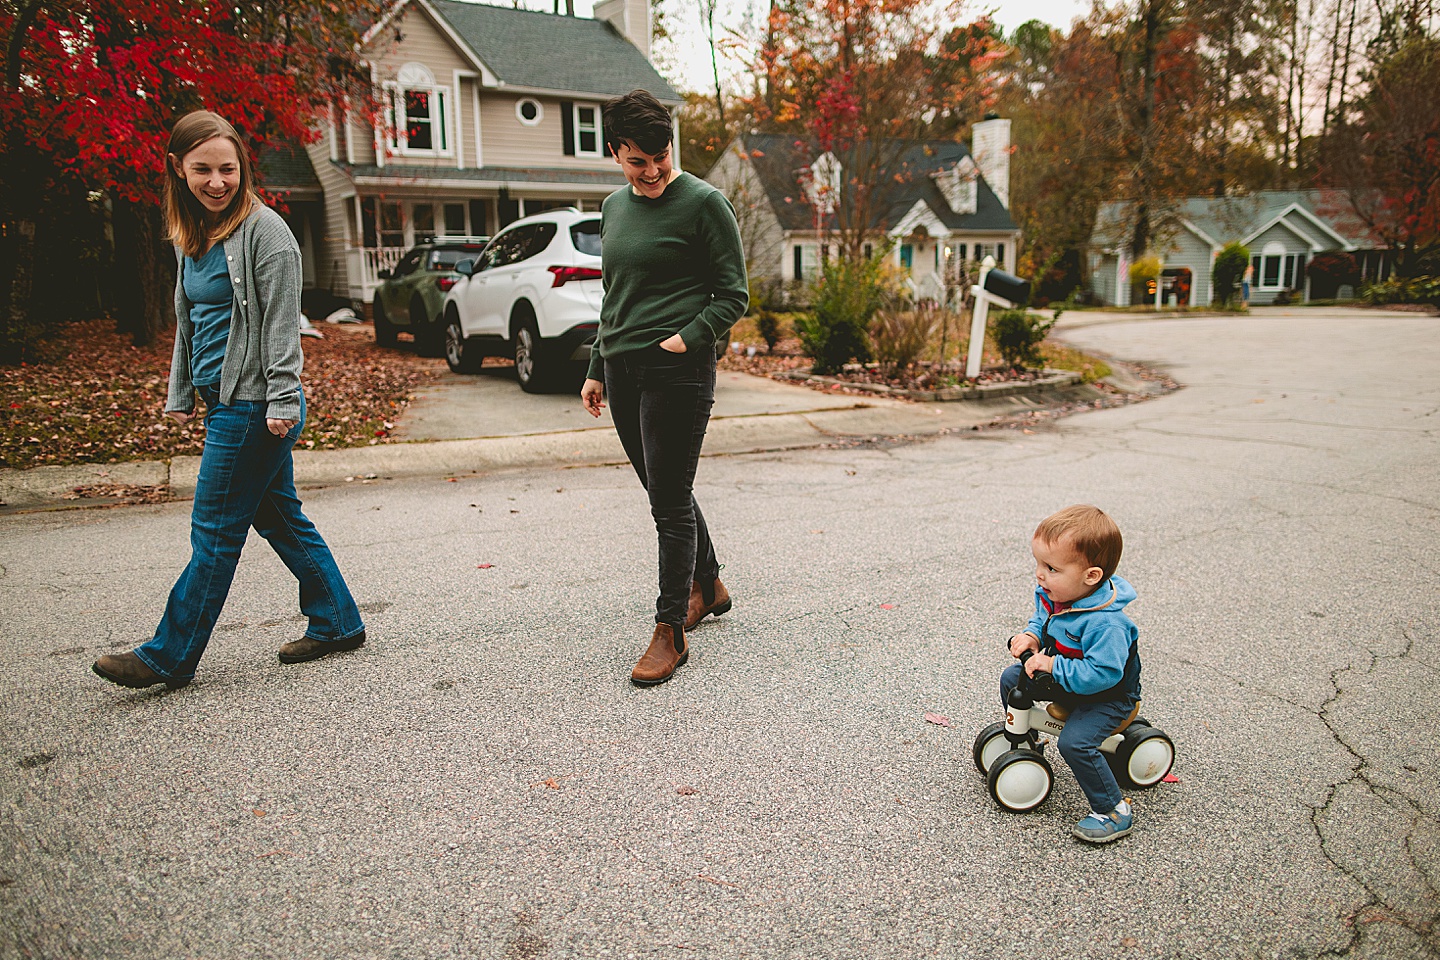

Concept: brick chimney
[[594, 0, 652, 61], [971, 113, 1011, 210]]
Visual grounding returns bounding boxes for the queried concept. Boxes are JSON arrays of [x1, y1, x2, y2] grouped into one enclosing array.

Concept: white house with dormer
[[705, 117, 1021, 300]]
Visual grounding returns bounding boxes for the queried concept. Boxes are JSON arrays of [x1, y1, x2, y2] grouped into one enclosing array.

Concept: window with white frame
[[572, 103, 601, 157], [516, 98, 543, 126], [793, 243, 820, 281], [1251, 241, 1305, 289], [386, 63, 450, 156]]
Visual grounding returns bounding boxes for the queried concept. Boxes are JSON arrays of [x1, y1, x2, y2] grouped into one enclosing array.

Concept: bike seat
[[1044, 700, 1142, 734]]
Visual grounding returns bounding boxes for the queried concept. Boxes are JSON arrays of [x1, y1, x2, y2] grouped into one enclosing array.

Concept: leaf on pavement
[[923, 712, 952, 727]]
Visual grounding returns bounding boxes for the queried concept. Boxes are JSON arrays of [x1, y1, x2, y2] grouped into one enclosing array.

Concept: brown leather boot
[[630, 623, 688, 686], [92, 652, 190, 690], [684, 577, 732, 630], [278, 631, 367, 664]]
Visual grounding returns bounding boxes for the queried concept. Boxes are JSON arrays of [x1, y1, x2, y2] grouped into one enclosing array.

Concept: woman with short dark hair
[[580, 89, 748, 686]]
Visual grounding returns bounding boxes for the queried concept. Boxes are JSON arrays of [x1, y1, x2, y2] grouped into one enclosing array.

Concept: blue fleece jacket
[[1025, 575, 1142, 703]]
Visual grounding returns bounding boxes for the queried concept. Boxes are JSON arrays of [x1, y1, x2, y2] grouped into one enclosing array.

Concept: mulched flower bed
[[1, 318, 445, 470], [718, 336, 1074, 399]]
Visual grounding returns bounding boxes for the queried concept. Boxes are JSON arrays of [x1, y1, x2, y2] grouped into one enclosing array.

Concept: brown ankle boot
[[684, 577, 732, 630], [92, 652, 190, 690], [631, 623, 688, 686]]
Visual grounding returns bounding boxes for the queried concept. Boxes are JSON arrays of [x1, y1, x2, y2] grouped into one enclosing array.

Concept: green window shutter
[[561, 100, 574, 156]]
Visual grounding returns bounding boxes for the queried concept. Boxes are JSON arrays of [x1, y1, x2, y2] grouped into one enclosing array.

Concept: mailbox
[[983, 268, 1030, 307]]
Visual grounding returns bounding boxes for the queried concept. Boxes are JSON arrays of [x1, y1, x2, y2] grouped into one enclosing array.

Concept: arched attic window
[[386, 63, 451, 156]]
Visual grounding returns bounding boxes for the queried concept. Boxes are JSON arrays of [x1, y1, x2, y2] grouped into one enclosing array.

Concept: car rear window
[[429, 246, 486, 270], [571, 220, 601, 257]]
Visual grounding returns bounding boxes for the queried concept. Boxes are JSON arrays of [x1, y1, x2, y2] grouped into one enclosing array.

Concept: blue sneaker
[[1072, 808, 1134, 844]]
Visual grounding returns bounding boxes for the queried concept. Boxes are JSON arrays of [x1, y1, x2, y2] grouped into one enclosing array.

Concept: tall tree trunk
[[111, 198, 171, 347], [1130, 0, 1165, 258], [0, 218, 37, 365], [700, 0, 725, 141]]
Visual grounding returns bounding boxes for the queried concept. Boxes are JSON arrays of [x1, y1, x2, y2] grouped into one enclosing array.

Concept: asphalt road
[[1, 309, 1436, 959]]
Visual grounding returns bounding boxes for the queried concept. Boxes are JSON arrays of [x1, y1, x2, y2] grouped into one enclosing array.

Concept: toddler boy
[[1004, 504, 1142, 843]]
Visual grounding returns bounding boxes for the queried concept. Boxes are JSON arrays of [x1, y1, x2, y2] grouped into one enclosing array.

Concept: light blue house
[[1088, 190, 1389, 306]]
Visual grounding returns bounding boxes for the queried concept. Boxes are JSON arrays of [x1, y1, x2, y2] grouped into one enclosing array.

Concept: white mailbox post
[[965, 257, 1031, 380]]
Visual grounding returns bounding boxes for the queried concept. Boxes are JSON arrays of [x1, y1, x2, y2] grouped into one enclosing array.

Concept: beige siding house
[[264, 0, 677, 310]]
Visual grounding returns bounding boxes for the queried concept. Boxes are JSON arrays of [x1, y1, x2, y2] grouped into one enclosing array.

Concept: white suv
[[442, 208, 601, 392]]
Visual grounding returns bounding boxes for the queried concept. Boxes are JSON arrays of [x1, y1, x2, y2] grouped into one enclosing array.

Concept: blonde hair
[[164, 111, 257, 258], [1034, 505, 1123, 581]]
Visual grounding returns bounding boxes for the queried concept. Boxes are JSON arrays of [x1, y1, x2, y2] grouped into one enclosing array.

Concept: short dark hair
[[602, 89, 673, 156]]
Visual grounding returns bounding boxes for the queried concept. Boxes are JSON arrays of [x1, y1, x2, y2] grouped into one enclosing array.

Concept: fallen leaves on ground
[[923, 712, 952, 727], [63, 483, 173, 505], [1, 319, 444, 470]]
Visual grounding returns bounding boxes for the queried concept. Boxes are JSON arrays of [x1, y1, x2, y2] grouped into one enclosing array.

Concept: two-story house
[[703, 117, 1022, 301], [264, 0, 677, 312]]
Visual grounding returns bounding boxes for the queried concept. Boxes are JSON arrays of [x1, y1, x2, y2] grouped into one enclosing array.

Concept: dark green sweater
[[588, 172, 749, 380]]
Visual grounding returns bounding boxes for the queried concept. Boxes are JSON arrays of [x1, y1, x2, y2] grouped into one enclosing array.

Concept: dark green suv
[[372, 237, 489, 356]]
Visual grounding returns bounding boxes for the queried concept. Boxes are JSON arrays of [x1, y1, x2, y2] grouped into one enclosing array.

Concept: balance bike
[[972, 651, 1175, 813]]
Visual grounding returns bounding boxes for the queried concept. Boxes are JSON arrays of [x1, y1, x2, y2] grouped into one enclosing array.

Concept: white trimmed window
[[386, 64, 451, 156], [574, 103, 601, 157], [1251, 241, 1305, 290], [516, 98, 543, 126]]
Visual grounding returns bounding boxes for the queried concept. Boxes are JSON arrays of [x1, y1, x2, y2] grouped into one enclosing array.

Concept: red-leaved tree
[[0, 0, 383, 360]]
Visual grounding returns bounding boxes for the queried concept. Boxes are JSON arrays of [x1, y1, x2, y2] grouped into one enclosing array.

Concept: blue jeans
[[135, 386, 364, 681], [605, 344, 719, 629], [1001, 663, 1133, 812]]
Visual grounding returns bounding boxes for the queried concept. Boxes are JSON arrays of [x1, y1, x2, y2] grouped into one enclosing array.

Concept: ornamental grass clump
[[870, 303, 940, 376]]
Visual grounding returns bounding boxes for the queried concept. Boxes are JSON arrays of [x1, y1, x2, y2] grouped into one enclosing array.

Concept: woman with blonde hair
[[92, 110, 365, 690]]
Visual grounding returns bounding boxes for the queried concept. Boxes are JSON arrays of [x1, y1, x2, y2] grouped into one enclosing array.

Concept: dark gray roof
[[1091, 190, 1380, 250], [257, 141, 321, 192], [735, 133, 1018, 234], [337, 161, 624, 189], [428, 0, 679, 102]]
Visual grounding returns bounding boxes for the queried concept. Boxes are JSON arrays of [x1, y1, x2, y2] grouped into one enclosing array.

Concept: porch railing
[[348, 245, 409, 301]]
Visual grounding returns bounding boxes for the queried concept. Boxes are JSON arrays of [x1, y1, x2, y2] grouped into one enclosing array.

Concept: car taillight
[[437, 277, 459, 292], [548, 265, 602, 287]]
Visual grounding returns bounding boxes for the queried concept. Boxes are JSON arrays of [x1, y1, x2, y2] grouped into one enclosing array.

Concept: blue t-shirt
[[183, 243, 233, 387]]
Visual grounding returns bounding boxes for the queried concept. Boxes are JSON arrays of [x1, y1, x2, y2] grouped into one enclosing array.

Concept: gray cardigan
[[166, 203, 304, 421]]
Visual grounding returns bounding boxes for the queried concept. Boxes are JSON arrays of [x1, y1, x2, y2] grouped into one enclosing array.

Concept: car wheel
[[412, 296, 444, 358], [444, 309, 481, 374], [513, 311, 549, 394], [373, 297, 397, 347]]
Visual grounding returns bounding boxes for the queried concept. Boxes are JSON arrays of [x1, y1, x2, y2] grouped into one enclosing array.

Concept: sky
[[519, 0, 1093, 94]]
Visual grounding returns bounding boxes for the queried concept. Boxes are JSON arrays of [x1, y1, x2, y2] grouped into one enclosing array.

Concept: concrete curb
[[0, 378, 1103, 511]]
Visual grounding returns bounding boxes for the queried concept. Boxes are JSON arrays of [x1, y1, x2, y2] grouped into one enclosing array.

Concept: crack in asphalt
[[1168, 636, 1440, 956], [1311, 626, 1439, 957]]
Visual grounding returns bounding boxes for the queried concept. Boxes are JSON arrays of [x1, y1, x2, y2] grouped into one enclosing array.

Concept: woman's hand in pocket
[[658, 334, 687, 354]]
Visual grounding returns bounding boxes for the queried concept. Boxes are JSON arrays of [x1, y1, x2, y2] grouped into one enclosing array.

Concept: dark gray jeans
[[605, 344, 720, 628]]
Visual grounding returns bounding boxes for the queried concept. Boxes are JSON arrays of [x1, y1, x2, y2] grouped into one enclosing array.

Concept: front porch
[[341, 190, 606, 302]]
